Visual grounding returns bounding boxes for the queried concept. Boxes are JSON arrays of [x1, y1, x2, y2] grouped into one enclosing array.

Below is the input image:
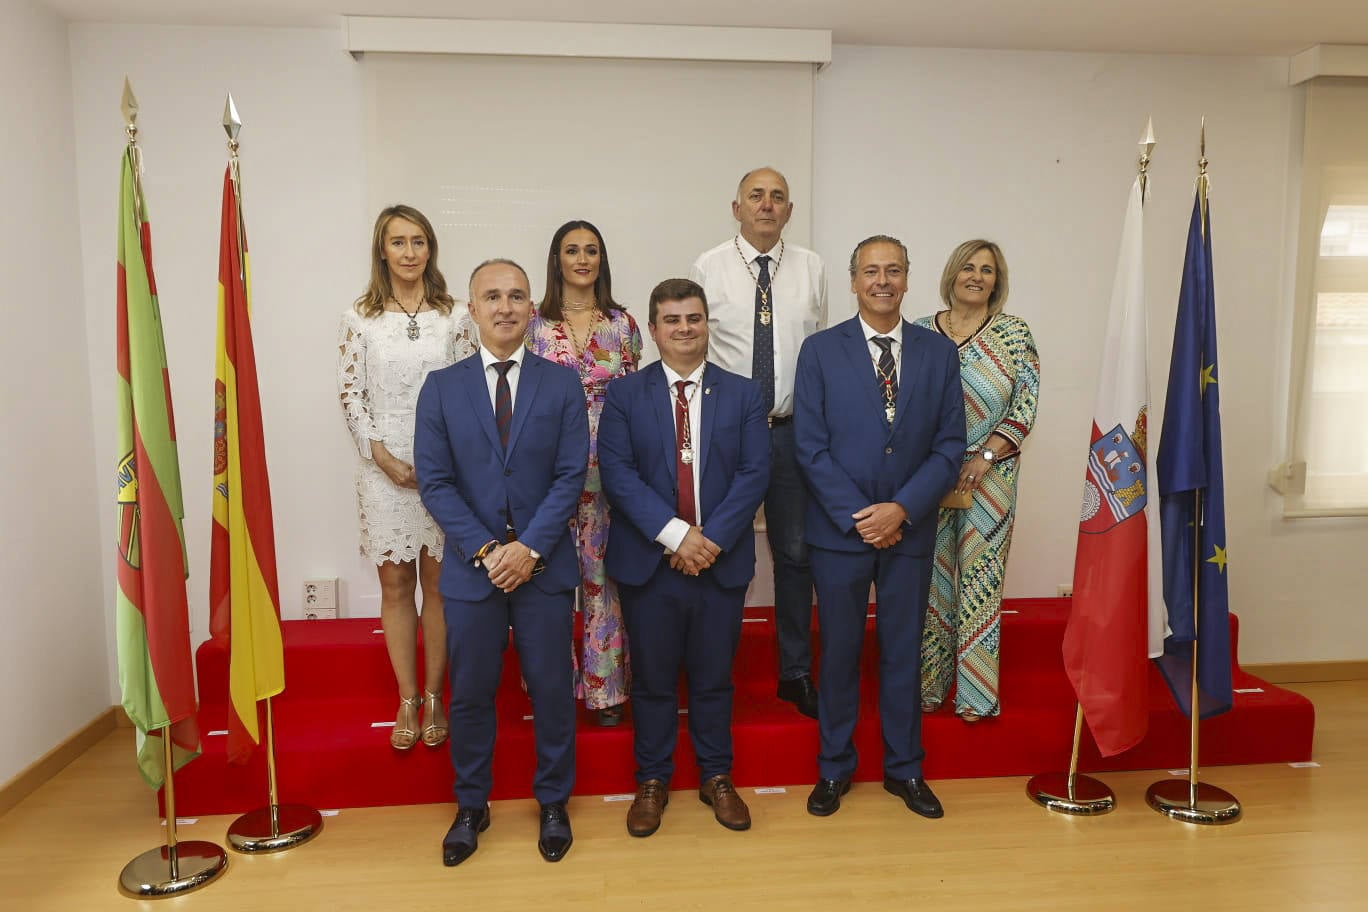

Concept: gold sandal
[[391, 696, 422, 751], [422, 690, 449, 748]]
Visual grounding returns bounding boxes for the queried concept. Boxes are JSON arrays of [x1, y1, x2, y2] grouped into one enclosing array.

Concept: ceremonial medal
[[680, 448, 695, 465], [406, 319, 420, 341], [759, 309, 772, 326], [885, 406, 896, 425]]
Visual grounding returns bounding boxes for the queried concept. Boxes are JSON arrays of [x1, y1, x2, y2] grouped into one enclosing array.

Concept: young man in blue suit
[[598, 278, 770, 837], [793, 236, 966, 819], [415, 259, 589, 867]]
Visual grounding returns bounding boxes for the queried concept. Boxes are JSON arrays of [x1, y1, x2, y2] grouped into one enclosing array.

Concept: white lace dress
[[338, 307, 477, 564]]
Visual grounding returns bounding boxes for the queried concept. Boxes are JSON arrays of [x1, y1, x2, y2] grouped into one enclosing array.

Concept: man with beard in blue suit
[[598, 278, 770, 837], [794, 236, 965, 820], [415, 258, 589, 867]]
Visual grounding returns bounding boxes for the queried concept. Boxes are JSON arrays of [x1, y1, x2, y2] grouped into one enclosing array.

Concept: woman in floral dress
[[526, 220, 642, 725]]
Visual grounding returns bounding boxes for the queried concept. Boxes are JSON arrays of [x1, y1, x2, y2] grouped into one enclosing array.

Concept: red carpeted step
[[173, 598, 1314, 815]]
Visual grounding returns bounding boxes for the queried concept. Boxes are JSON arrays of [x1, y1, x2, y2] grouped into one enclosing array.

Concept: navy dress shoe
[[883, 776, 944, 819], [806, 778, 851, 817], [442, 805, 490, 867], [538, 802, 574, 862], [776, 675, 819, 719]]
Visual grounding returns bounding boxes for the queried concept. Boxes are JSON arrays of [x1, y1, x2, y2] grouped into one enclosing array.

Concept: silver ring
[[968, 474, 976, 481]]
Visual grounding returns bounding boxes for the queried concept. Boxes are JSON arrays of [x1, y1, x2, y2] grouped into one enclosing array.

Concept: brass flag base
[[118, 841, 228, 898], [1026, 772, 1116, 815], [227, 803, 324, 853], [1145, 779, 1241, 825]]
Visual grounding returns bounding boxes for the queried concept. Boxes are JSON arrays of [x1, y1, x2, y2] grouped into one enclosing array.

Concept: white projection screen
[[361, 51, 815, 362]]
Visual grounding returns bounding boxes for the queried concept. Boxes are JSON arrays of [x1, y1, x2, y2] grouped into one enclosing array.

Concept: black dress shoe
[[806, 778, 851, 816], [538, 802, 574, 862], [883, 776, 944, 819], [777, 675, 819, 719], [442, 805, 490, 867]]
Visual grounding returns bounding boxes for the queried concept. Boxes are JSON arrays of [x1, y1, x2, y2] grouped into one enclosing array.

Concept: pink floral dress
[[526, 307, 643, 709]]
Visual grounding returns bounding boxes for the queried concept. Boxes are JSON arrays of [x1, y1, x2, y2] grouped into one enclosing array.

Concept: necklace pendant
[[406, 318, 420, 341], [680, 448, 695, 465], [759, 310, 772, 327], [885, 405, 896, 425]]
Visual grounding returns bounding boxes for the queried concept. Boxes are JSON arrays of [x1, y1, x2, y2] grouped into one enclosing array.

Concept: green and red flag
[[115, 145, 201, 787], [209, 162, 285, 765]]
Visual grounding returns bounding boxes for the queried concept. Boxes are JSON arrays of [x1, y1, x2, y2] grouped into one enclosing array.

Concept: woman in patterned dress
[[526, 220, 643, 726], [339, 204, 476, 750], [917, 239, 1040, 722]]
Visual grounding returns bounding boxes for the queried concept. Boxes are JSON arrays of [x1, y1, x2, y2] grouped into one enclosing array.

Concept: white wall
[[58, 24, 1367, 737], [812, 45, 1367, 664], [0, 0, 109, 785]]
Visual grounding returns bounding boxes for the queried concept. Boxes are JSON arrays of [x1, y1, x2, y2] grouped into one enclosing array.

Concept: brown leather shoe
[[698, 774, 751, 831], [626, 779, 669, 837]]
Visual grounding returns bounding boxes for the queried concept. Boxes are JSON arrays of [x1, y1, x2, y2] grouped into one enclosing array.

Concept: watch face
[[982, 449, 995, 461]]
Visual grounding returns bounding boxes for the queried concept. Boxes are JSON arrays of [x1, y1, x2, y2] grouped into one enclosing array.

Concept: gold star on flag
[[1206, 543, 1228, 574], [1200, 362, 1217, 395]]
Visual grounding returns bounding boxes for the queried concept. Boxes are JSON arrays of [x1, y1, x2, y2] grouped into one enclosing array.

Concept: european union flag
[[1156, 191, 1232, 719]]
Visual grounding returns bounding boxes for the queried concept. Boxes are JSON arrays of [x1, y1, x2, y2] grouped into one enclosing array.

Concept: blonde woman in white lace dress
[[339, 204, 476, 750]]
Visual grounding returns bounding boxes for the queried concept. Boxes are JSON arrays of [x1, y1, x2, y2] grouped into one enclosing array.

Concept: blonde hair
[[353, 204, 455, 318], [938, 239, 1009, 315]]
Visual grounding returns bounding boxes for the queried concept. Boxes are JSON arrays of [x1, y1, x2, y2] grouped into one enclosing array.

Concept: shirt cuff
[[655, 517, 691, 553]]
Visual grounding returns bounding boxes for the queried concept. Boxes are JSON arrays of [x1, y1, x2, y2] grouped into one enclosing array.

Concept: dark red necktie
[[494, 361, 515, 450], [674, 380, 697, 525]]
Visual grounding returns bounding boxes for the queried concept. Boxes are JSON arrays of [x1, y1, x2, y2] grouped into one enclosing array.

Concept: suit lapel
[[647, 363, 678, 487], [891, 320, 918, 434], [838, 318, 887, 428], [462, 357, 502, 455], [699, 362, 719, 480], [505, 353, 542, 461]]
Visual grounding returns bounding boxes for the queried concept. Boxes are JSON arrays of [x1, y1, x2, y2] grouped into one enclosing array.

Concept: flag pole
[[1028, 120, 1156, 816], [217, 94, 323, 854], [116, 77, 228, 899], [1145, 121, 1241, 825]]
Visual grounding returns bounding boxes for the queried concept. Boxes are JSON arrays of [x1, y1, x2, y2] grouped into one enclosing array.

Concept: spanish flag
[[210, 162, 285, 765], [116, 145, 201, 787]]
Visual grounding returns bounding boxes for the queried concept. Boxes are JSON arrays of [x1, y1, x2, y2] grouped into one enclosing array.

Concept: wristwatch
[[981, 448, 997, 463]]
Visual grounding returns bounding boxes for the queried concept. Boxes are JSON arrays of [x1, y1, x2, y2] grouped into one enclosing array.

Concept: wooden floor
[[2, 681, 1365, 912]]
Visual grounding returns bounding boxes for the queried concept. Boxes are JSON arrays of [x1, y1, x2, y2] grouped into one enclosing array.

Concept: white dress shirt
[[654, 361, 706, 553], [690, 235, 827, 418], [479, 344, 526, 411]]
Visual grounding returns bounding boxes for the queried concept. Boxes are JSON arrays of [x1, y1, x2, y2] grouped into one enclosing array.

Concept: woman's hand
[[372, 441, 418, 489], [954, 454, 991, 495]]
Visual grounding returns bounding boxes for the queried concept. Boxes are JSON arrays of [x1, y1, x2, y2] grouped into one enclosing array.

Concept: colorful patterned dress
[[915, 312, 1040, 718], [526, 307, 643, 710]]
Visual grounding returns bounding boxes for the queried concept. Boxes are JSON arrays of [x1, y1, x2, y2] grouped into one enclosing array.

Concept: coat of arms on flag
[[1080, 409, 1148, 533]]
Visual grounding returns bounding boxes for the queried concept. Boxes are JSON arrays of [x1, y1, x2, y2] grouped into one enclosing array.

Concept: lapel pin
[[705, 388, 711, 395]]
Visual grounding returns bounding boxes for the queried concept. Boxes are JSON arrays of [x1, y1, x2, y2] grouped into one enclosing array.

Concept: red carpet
[[173, 598, 1314, 815]]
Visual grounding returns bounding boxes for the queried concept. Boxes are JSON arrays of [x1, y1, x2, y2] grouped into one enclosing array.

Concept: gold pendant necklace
[[736, 237, 783, 327]]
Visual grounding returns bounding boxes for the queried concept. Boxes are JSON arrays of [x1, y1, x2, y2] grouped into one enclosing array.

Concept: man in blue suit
[[415, 259, 589, 867], [598, 278, 770, 837], [794, 236, 966, 819]]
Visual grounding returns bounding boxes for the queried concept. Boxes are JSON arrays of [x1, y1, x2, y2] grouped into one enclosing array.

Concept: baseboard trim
[[0, 707, 120, 816], [1246, 660, 1368, 684]]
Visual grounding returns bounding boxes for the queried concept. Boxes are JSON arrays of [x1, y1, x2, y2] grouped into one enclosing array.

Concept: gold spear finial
[[121, 78, 139, 145], [1198, 115, 1208, 177]]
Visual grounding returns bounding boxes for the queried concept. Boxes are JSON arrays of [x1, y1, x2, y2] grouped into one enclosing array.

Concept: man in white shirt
[[598, 279, 770, 837], [690, 167, 828, 719]]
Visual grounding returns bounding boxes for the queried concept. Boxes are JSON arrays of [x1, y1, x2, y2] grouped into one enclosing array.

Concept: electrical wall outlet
[[1057, 584, 1073, 598], [304, 578, 338, 619]]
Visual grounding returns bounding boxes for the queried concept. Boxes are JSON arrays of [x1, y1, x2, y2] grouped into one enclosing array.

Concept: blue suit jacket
[[598, 361, 770, 590], [794, 316, 966, 556], [414, 351, 589, 599]]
